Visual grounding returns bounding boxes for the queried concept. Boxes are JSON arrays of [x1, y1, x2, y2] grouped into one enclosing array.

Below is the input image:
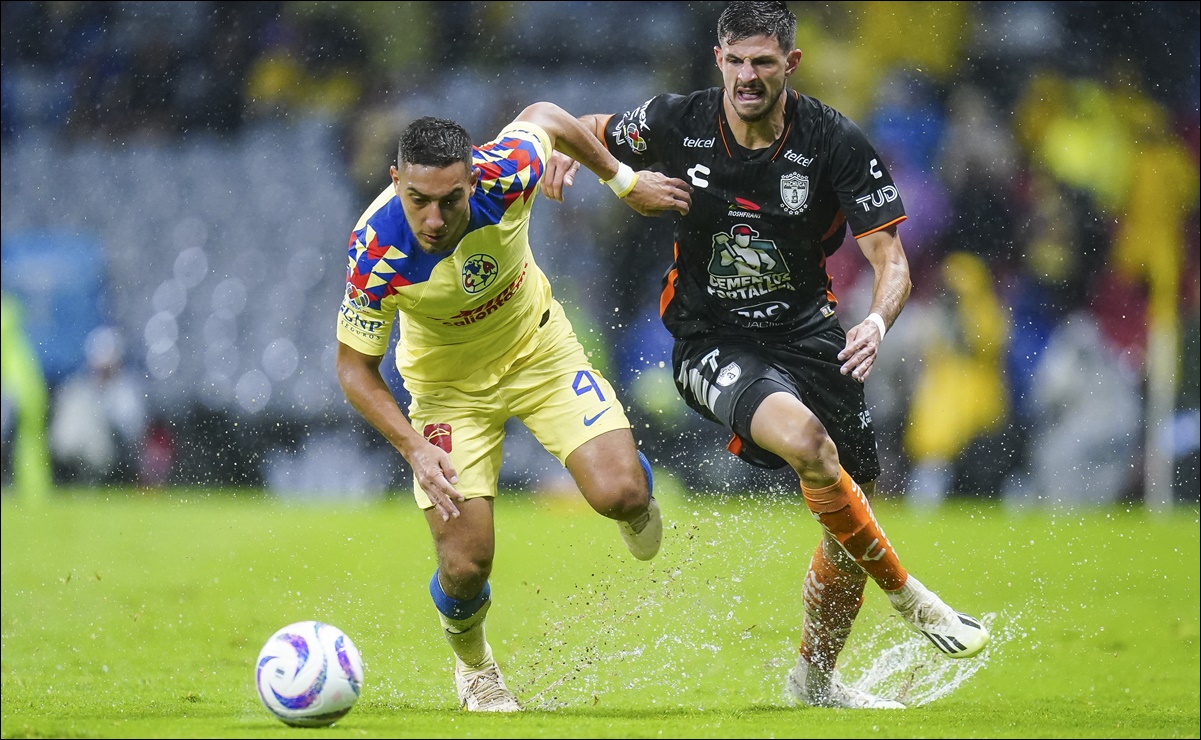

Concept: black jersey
[[602, 87, 906, 341]]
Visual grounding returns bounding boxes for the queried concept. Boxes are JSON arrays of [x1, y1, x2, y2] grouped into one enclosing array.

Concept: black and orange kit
[[601, 87, 907, 481]]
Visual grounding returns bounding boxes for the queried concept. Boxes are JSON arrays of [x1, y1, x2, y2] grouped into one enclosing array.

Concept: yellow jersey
[[336, 122, 558, 394]]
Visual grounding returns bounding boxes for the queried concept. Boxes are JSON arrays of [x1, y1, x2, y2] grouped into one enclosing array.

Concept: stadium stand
[[1, 1, 1197, 503]]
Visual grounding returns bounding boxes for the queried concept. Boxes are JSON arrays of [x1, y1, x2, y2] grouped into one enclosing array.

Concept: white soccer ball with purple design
[[255, 620, 364, 727]]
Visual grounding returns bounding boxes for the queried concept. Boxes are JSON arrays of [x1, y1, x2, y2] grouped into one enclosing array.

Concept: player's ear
[[713, 45, 723, 68], [390, 165, 404, 195], [469, 166, 481, 193], [785, 49, 803, 76]]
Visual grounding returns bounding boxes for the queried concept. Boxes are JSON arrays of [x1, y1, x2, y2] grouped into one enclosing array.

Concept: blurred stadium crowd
[[1, 1, 1198, 507]]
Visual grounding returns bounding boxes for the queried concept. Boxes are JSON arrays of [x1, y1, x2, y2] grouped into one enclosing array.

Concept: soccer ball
[[254, 621, 365, 727]]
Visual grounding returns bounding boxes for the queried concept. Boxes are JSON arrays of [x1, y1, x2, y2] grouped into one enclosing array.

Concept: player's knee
[[587, 466, 650, 521], [437, 552, 493, 596], [775, 418, 838, 473]]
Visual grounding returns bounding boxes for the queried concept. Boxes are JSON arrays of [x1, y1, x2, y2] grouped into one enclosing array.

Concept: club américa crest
[[462, 253, 499, 294]]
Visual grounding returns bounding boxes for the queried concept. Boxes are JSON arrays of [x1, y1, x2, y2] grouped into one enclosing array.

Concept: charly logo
[[462, 253, 499, 294], [780, 172, 810, 215]]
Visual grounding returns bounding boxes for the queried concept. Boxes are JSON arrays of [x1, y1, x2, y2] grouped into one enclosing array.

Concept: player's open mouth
[[736, 87, 764, 103]]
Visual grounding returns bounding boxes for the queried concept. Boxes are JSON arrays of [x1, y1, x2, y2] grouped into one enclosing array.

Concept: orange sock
[[799, 539, 867, 671], [800, 468, 908, 591]]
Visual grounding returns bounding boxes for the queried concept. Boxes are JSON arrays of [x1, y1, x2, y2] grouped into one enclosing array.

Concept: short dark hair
[[398, 116, 472, 169], [717, 1, 797, 52]]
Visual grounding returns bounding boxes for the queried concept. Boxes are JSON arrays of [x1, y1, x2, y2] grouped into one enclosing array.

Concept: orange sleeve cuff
[[852, 215, 907, 240]]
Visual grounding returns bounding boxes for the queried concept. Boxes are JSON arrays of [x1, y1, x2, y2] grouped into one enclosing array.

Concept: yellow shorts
[[406, 305, 631, 509]]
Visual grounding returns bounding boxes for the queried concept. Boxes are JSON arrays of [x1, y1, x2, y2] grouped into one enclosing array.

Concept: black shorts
[[671, 324, 880, 484]]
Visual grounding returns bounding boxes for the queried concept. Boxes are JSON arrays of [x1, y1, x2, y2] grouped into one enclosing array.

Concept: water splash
[[510, 494, 1021, 711], [514, 502, 805, 710], [841, 609, 1031, 706], [518, 559, 696, 711]]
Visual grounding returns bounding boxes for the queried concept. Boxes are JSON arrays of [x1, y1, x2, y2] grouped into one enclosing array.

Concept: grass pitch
[[1, 483, 1198, 738]]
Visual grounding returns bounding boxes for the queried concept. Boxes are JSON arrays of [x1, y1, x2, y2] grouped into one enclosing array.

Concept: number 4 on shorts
[[572, 370, 606, 402]]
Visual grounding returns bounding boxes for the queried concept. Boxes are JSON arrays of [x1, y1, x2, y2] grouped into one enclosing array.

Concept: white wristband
[[866, 312, 887, 340], [601, 162, 638, 198]]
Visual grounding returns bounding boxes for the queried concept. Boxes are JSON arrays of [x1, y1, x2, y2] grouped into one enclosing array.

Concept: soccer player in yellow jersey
[[335, 103, 692, 712]]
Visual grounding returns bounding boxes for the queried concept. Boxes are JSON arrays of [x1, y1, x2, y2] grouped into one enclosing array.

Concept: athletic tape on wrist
[[866, 312, 887, 340], [602, 163, 638, 198]]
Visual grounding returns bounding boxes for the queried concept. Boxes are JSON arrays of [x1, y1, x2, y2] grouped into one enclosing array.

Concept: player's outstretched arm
[[335, 342, 465, 521], [541, 114, 606, 202], [515, 102, 690, 216], [838, 225, 911, 383]]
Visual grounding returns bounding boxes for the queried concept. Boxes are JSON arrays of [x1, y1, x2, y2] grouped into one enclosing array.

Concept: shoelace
[[909, 598, 955, 629], [623, 509, 652, 535], [464, 667, 513, 708]]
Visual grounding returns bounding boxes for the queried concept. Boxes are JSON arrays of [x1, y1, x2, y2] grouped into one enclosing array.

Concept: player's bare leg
[[566, 428, 662, 561], [750, 392, 909, 588], [425, 497, 519, 712], [752, 393, 987, 707]]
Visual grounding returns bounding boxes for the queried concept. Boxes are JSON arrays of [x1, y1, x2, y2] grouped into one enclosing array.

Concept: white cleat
[[891, 576, 989, 659], [786, 658, 905, 710], [618, 496, 662, 561], [455, 661, 521, 712]]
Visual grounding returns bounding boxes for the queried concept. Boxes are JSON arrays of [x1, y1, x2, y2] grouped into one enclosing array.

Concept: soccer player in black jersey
[[543, 1, 989, 709]]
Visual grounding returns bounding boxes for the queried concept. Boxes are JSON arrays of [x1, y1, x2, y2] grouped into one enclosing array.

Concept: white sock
[[795, 654, 832, 694], [885, 575, 924, 613], [439, 600, 493, 669]]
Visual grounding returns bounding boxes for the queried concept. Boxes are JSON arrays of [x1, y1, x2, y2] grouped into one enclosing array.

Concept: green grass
[[2, 484, 1198, 738]]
